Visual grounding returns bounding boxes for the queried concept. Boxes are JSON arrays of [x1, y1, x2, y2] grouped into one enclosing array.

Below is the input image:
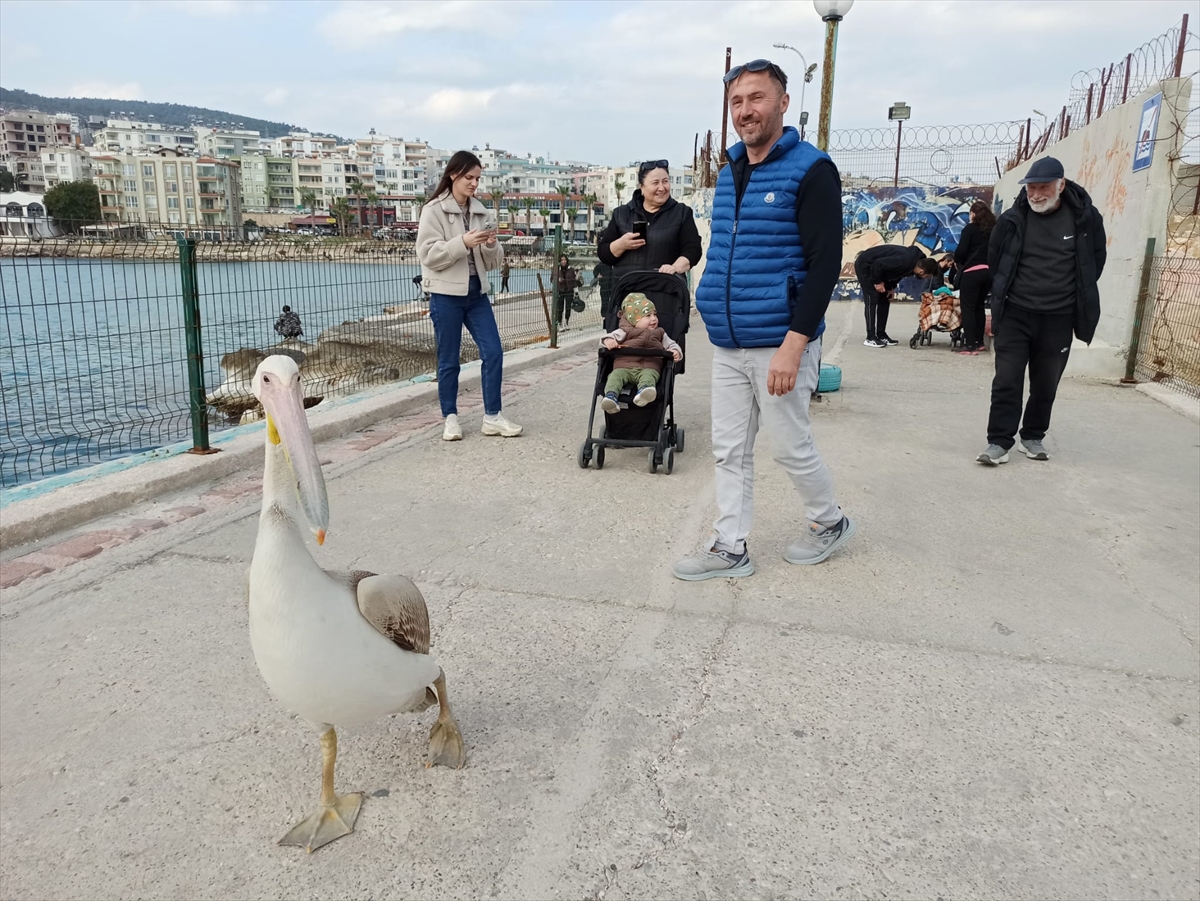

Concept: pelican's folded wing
[[347, 570, 432, 655]]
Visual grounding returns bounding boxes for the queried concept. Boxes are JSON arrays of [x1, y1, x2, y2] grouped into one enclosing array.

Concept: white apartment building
[[41, 147, 93, 188], [1, 109, 74, 192], [92, 119, 197, 155], [347, 133, 428, 198], [90, 149, 242, 228], [270, 132, 338, 158], [197, 127, 262, 158]]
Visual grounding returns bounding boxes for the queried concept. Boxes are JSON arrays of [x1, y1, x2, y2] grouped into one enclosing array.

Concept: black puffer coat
[[988, 180, 1107, 343], [597, 191, 702, 277]]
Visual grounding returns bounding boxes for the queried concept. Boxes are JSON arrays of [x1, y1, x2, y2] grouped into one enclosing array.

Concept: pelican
[[247, 354, 465, 852]]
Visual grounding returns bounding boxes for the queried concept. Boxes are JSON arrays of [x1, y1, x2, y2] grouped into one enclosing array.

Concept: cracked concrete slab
[[1, 302, 1197, 900]]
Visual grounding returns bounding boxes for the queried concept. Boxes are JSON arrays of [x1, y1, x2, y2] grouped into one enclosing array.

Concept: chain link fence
[[1130, 254, 1200, 398], [0, 227, 588, 486]]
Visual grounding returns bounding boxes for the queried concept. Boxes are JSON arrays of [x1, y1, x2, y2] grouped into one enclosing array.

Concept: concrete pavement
[[1, 301, 1198, 900]]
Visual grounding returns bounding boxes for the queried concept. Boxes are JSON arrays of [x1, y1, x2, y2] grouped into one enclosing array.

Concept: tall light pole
[[773, 43, 818, 142], [888, 102, 910, 189], [813, 0, 855, 152]]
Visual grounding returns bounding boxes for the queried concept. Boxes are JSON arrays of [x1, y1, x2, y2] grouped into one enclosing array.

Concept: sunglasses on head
[[723, 58, 787, 90], [639, 159, 669, 175]]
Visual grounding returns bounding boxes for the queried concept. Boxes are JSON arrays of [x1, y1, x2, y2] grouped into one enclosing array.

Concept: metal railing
[[1128, 250, 1200, 399], [0, 225, 606, 486]]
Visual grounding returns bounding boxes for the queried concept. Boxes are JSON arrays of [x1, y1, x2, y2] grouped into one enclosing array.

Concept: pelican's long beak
[[261, 380, 329, 544]]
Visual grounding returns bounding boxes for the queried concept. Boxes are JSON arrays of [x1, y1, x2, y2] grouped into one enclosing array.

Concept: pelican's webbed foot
[[278, 793, 363, 852], [427, 669, 466, 769]]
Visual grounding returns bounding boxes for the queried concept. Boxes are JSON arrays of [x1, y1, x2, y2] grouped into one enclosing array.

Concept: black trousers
[[986, 305, 1074, 449], [958, 268, 992, 348], [855, 263, 890, 340]]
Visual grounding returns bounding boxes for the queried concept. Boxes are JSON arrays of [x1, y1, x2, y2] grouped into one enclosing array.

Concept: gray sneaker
[[784, 515, 857, 565], [672, 544, 754, 581], [1019, 439, 1049, 460], [976, 444, 1009, 465]]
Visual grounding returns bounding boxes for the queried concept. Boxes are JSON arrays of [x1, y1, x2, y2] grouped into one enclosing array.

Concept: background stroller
[[910, 286, 964, 348], [578, 270, 690, 474]]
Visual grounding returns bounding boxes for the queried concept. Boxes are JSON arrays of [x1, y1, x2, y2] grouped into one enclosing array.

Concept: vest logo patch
[[764, 192, 776, 203]]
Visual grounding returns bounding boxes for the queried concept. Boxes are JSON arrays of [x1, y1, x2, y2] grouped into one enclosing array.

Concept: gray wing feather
[[350, 571, 432, 655]]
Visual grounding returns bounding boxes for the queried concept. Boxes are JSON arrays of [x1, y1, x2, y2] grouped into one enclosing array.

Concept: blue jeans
[[429, 275, 504, 417]]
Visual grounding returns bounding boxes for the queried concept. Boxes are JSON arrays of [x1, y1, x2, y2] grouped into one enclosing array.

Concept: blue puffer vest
[[696, 127, 830, 348]]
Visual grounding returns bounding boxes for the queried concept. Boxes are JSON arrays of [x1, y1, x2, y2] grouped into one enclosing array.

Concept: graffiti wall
[[836, 184, 993, 301]]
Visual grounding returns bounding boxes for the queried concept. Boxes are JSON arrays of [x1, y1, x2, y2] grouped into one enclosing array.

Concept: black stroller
[[577, 270, 690, 474]]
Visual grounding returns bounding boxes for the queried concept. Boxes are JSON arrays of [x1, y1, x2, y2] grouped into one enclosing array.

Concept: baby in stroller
[[599, 293, 683, 413]]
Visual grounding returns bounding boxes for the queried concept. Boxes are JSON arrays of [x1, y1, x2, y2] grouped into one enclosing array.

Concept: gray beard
[[1028, 185, 1063, 214]]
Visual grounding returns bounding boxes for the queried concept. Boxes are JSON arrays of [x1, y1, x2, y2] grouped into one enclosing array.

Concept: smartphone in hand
[[632, 220, 648, 240]]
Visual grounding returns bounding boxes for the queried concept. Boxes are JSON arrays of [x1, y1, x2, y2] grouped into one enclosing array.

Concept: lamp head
[[813, 0, 854, 21]]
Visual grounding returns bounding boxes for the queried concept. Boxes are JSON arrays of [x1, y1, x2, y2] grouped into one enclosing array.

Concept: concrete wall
[[993, 77, 1194, 378]]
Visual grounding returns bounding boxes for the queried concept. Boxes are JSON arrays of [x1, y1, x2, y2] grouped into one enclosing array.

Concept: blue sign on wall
[[1132, 92, 1163, 173]]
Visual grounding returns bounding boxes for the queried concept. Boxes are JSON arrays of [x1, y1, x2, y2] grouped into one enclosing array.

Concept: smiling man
[[676, 59, 854, 581], [977, 156, 1107, 465]]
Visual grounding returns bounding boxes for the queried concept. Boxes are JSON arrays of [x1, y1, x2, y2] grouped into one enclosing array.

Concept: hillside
[[0, 87, 326, 139]]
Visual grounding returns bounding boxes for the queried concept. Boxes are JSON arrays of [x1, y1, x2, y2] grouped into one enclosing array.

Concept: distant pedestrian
[[417, 149, 522, 441], [675, 58, 853, 581], [953, 201, 996, 355], [593, 261, 614, 317], [854, 244, 940, 347], [977, 157, 1106, 465], [555, 254, 579, 327], [500, 258, 511, 293], [273, 305, 303, 339]]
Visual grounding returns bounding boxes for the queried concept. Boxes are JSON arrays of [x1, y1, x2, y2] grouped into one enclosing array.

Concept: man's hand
[[874, 281, 886, 292], [767, 331, 809, 396]]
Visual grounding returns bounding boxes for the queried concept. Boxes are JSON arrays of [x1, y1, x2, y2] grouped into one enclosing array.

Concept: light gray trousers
[[710, 339, 841, 553]]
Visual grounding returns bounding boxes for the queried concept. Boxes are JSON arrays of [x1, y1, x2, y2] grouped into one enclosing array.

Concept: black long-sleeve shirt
[[953, 221, 990, 270], [731, 157, 843, 337]]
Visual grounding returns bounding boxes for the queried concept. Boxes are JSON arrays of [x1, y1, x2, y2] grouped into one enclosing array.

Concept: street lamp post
[[773, 43, 818, 142], [888, 101, 911, 188], [813, 0, 855, 152]]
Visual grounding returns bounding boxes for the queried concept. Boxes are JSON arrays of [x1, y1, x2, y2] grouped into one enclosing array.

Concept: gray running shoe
[[784, 515, 857, 565], [672, 544, 754, 581], [976, 444, 1009, 465], [1019, 439, 1049, 460]]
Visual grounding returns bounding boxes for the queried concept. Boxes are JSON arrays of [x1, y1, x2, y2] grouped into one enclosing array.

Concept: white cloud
[[66, 81, 143, 100], [263, 87, 289, 106], [319, 0, 524, 43], [416, 87, 499, 121]]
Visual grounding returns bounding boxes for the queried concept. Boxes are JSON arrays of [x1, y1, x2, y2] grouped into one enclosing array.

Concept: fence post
[[1174, 13, 1189, 78], [177, 237, 217, 454], [549, 225, 564, 347], [1122, 237, 1157, 384]]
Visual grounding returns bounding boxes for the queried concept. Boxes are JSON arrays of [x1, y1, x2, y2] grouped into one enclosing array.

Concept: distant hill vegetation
[[0, 87, 320, 139]]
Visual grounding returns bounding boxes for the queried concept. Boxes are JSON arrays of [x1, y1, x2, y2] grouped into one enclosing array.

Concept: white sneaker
[[481, 413, 523, 437], [442, 414, 462, 441], [633, 385, 657, 407]]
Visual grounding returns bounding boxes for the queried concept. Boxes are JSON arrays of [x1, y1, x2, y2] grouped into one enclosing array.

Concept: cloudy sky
[[0, 0, 1195, 167]]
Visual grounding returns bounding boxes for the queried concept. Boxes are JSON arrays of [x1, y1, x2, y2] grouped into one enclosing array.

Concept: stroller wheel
[[595, 445, 606, 470], [675, 427, 685, 454], [663, 447, 675, 475], [909, 334, 918, 349], [647, 448, 659, 474], [577, 442, 592, 469]]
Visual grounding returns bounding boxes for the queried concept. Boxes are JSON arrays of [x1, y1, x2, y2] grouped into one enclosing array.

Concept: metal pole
[[719, 47, 731, 166], [176, 238, 217, 455], [892, 119, 902, 189], [1122, 237, 1157, 383], [1174, 13, 1189, 78], [817, 19, 839, 151], [1085, 84, 1094, 124], [1121, 53, 1131, 104], [1024, 117, 1031, 159], [549, 224, 563, 347]]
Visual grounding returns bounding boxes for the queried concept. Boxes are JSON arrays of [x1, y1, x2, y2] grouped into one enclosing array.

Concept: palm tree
[[583, 193, 600, 240], [330, 197, 353, 236], [522, 197, 536, 235], [538, 208, 550, 237], [489, 189, 505, 229], [366, 191, 380, 227], [613, 177, 625, 206], [565, 206, 578, 242], [299, 188, 319, 229], [347, 178, 366, 228]]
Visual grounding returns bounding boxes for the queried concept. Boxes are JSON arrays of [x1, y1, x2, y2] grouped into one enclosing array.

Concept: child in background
[[599, 293, 682, 412]]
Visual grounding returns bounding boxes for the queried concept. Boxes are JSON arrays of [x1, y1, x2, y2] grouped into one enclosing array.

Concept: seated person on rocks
[[274, 304, 303, 339], [599, 293, 682, 413]]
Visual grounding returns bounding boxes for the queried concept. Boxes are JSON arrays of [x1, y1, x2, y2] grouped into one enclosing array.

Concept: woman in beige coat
[[417, 150, 522, 440]]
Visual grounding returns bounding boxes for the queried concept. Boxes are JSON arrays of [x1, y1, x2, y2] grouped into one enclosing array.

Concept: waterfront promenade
[[1, 302, 1197, 900]]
